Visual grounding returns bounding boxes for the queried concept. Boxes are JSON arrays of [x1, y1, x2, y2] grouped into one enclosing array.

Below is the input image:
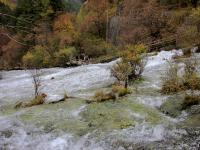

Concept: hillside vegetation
[[0, 0, 200, 69]]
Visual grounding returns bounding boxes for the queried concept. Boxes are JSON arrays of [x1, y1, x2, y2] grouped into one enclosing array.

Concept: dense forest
[[0, 0, 200, 69]]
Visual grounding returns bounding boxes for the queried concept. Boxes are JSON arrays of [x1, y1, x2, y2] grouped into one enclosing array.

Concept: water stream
[[0, 50, 199, 150]]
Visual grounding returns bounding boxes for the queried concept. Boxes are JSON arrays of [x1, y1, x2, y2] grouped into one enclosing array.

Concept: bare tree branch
[[30, 69, 43, 98], [0, 12, 33, 24]]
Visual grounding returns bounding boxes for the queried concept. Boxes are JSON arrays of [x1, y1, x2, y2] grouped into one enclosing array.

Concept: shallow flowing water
[[0, 50, 199, 150]]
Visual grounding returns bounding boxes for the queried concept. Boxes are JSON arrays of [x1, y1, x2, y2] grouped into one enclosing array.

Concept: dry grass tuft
[[90, 91, 116, 103], [15, 93, 47, 108], [112, 85, 131, 97]]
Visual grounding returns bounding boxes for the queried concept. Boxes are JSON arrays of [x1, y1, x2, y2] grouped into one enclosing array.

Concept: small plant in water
[[161, 57, 200, 109], [30, 69, 43, 98], [182, 94, 200, 109], [90, 91, 116, 103], [161, 62, 184, 94], [111, 44, 147, 89], [64, 92, 69, 99], [15, 93, 47, 108], [112, 85, 131, 97]]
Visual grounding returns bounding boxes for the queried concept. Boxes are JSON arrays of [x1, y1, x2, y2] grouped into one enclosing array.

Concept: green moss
[[82, 97, 164, 132], [122, 99, 163, 124], [160, 95, 184, 117], [81, 101, 136, 131]]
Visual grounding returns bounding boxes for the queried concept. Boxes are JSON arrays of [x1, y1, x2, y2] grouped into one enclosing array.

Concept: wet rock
[[160, 93, 200, 118], [188, 105, 200, 114], [49, 98, 66, 104], [142, 127, 200, 150], [182, 113, 200, 128], [0, 130, 12, 138], [43, 122, 55, 133]]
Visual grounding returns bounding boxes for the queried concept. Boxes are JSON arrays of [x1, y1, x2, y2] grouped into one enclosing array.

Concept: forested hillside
[[0, 0, 200, 69]]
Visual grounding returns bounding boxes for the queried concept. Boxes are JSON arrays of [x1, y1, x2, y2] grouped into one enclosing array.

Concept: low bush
[[183, 73, 200, 91], [161, 80, 184, 94], [55, 47, 77, 66], [15, 93, 47, 108], [111, 44, 147, 88], [91, 91, 116, 103], [161, 63, 184, 94], [123, 44, 147, 80], [22, 45, 51, 68], [182, 94, 200, 109], [112, 85, 131, 97], [183, 58, 200, 90], [161, 57, 200, 94], [111, 61, 132, 88], [161, 58, 200, 110], [78, 34, 115, 58]]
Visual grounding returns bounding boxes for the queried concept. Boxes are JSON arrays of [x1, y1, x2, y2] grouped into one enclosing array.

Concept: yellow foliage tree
[[0, 0, 16, 9]]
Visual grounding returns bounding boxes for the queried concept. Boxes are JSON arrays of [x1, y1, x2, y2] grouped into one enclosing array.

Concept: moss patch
[[160, 95, 184, 117]]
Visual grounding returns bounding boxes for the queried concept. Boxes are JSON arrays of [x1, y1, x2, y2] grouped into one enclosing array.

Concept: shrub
[[111, 61, 132, 88], [25, 93, 46, 107], [22, 45, 51, 68], [183, 58, 200, 90], [111, 44, 147, 88], [161, 58, 200, 94], [183, 94, 200, 109], [15, 93, 47, 108], [161, 63, 184, 94], [184, 57, 198, 75], [122, 44, 147, 79], [55, 47, 77, 66], [183, 73, 200, 90], [92, 91, 116, 103], [79, 35, 115, 58], [112, 85, 131, 97]]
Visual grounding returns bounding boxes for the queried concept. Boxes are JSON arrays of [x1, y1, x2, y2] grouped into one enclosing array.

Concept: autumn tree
[[77, 0, 107, 38], [176, 6, 200, 48], [0, 0, 16, 9], [119, 0, 170, 45]]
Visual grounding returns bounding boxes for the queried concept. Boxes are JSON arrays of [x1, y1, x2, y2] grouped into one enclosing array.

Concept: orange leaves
[[53, 13, 74, 32]]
